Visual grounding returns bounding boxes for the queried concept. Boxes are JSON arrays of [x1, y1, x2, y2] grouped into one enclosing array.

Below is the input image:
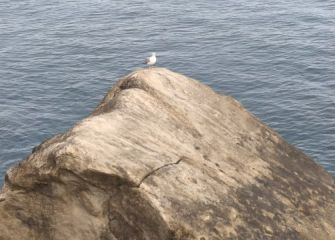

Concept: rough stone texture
[[0, 68, 334, 240]]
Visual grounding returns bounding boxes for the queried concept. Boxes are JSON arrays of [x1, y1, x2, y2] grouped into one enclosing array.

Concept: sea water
[[0, 0, 334, 186]]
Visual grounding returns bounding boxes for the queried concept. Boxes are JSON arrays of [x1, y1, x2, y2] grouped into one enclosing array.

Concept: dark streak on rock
[[136, 157, 185, 188]]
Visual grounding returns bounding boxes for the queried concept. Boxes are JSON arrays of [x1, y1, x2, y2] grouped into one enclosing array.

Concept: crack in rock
[[136, 157, 185, 188]]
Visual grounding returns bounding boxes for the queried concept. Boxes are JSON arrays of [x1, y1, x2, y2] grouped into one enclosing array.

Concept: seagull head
[[152, 52, 156, 57]]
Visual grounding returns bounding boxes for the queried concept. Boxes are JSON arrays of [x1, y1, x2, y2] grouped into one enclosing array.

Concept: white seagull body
[[146, 52, 156, 66]]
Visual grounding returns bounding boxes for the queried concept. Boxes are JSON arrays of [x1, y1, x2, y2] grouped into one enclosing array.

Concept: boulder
[[0, 68, 334, 240]]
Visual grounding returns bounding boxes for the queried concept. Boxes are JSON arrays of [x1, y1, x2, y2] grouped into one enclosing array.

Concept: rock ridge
[[0, 67, 334, 240]]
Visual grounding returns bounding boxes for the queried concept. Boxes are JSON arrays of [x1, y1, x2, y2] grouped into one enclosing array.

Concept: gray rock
[[0, 68, 334, 240]]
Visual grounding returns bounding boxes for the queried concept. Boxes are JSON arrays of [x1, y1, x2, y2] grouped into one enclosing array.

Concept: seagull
[[145, 52, 156, 67]]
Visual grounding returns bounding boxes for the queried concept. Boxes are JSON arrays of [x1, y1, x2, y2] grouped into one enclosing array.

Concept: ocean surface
[[0, 0, 334, 186]]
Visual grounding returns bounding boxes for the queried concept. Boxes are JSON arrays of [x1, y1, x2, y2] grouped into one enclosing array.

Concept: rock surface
[[0, 68, 334, 240]]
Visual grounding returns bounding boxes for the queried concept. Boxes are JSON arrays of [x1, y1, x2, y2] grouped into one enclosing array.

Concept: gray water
[[0, 0, 334, 186]]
